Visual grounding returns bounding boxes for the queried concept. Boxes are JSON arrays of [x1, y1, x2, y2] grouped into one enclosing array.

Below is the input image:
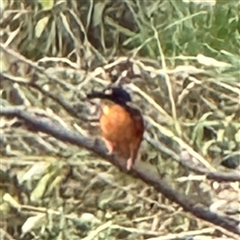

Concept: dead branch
[[1, 70, 239, 183], [1, 106, 240, 235]]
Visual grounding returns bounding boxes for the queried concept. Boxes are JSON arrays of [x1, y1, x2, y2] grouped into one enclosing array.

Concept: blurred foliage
[[1, 0, 239, 63], [0, 0, 240, 239]]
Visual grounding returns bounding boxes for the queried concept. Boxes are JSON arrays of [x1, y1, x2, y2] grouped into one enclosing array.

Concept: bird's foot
[[102, 138, 114, 155], [126, 158, 134, 170]]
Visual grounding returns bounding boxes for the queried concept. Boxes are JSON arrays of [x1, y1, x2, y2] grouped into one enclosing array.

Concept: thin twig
[[1, 107, 240, 235]]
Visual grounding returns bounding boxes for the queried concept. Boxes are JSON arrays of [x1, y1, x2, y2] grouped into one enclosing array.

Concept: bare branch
[[1, 71, 239, 183], [1, 106, 240, 235]]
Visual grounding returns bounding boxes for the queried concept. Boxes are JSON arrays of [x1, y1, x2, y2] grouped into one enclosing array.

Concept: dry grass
[[0, 0, 239, 239]]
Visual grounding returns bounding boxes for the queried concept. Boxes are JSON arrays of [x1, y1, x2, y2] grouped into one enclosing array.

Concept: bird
[[87, 86, 144, 170]]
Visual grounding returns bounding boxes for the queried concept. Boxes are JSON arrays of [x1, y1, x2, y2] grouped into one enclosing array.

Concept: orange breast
[[100, 104, 144, 159]]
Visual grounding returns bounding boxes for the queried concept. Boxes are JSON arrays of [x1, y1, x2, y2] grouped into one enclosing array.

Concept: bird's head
[[87, 86, 132, 105], [107, 87, 132, 104]]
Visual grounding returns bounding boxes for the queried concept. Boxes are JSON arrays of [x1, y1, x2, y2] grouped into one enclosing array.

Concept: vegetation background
[[0, 0, 239, 239]]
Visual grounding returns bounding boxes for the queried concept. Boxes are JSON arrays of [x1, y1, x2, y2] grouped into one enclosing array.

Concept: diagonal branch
[[146, 135, 240, 182], [1, 45, 239, 183], [2, 70, 239, 183], [1, 106, 240, 235]]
